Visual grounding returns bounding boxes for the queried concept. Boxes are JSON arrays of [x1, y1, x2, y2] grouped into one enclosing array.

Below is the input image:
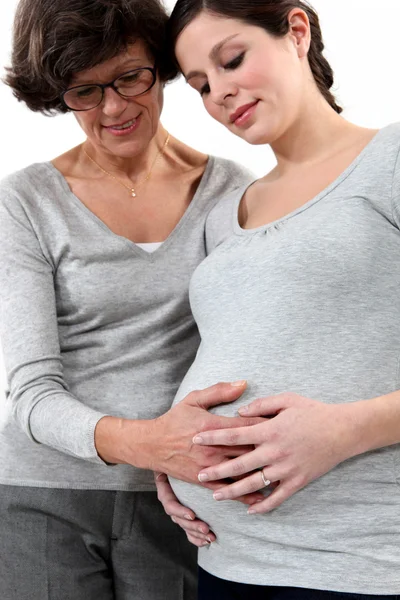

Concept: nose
[[101, 86, 129, 116], [209, 75, 237, 106]]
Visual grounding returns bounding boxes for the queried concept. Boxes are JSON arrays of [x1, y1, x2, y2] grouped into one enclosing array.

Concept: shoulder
[[0, 162, 65, 235], [205, 182, 251, 255], [386, 123, 400, 225], [207, 156, 254, 194], [203, 157, 255, 254], [0, 162, 57, 204], [368, 122, 400, 172]]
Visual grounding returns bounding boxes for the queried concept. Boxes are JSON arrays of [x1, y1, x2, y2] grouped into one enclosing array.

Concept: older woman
[[0, 0, 260, 598]]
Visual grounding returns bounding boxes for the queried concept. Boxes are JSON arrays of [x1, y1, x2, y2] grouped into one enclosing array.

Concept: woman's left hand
[[155, 472, 216, 547], [194, 393, 360, 513]]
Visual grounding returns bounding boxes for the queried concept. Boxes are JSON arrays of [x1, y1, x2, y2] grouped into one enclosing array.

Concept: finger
[[225, 444, 257, 458], [235, 491, 266, 505], [187, 381, 247, 410], [238, 393, 297, 417], [212, 470, 272, 501], [199, 478, 264, 504], [247, 480, 297, 514], [193, 423, 266, 447], [155, 473, 197, 520], [216, 415, 266, 429], [198, 450, 266, 482], [171, 515, 215, 538], [187, 533, 213, 547]]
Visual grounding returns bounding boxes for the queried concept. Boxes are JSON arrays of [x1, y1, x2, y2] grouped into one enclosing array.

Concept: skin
[[155, 7, 400, 539], [52, 41, 264, 512]]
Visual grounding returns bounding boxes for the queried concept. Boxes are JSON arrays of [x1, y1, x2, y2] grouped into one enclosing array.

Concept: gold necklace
[[83, 133, 170, 197]]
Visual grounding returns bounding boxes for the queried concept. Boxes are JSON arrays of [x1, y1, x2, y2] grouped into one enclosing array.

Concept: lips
[[104, 116, 139, 130], [229, 101, 259, 124]]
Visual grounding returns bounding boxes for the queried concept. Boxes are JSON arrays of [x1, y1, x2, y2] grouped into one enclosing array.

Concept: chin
[[239, 128, 273, 146]]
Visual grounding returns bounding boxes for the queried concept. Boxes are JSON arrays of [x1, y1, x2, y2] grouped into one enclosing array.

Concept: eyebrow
[[72, 58, 145, 84], [185, 34, 239, 81]]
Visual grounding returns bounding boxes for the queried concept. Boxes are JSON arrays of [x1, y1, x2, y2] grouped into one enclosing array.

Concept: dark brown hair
[[168, 0, 342, 114], [4, 0, 178, 115]]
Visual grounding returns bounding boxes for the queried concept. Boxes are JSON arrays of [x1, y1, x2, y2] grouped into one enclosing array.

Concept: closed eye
[[76, 86, 99, 98], [223, 52, 245, 70], [200, 82, 211, 96]]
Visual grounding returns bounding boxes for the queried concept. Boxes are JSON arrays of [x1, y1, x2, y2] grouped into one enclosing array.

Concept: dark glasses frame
[[60, 66, 157, 111]]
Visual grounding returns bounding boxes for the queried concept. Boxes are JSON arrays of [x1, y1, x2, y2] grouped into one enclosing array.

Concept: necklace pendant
[[131, 189, 136, 197]]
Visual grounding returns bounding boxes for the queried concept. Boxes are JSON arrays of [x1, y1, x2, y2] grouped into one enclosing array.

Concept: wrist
[[337, 394, 400, 458], [94, 415, 156, 467]]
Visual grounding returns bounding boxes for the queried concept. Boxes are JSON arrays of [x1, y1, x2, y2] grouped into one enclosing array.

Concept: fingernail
[[213, 492, 223, 500], [198, 473, 209, 482], [193, 435, 203, 444], [231, 380, 247, 387], [155, 472, 165, 480], [238, 406, 249, 414], [171, 516, 177, 523], [247, 508, 256, 514], [184, 513, 194, 520], [206, 537, 213, 543]]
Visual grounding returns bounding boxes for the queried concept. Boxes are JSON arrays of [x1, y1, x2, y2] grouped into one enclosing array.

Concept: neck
[[268, 91, 362, 176], [83, 125, 170, 181]]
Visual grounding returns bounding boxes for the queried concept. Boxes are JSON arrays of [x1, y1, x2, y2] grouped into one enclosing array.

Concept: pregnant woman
[[164, 0, 400, 598]]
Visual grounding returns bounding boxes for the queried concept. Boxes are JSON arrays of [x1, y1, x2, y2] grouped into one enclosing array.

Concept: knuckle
[[203, 447, 216, 460], [293, 473, 308, 489], [231, 460, 245, 476], [226, 431, 239, 444], [187, 389, 199, 402], [273, 446, 289, 462]]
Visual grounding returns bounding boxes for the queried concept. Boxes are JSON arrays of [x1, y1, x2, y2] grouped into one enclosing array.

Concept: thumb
[[189, 380, 247, 410]]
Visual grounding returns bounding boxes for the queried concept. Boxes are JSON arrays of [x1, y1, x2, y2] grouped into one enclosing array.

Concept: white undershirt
[[135, 242, 163, 253]]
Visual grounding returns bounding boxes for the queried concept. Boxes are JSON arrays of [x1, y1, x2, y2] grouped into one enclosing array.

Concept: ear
[[287, 8, 311, 58]]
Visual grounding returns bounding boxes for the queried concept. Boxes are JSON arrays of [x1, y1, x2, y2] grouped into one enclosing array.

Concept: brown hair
[[4, 0, 178, 115], [168, 0, 342, 114]]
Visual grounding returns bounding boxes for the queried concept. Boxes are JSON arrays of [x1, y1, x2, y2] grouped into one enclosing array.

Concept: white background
[[1, 0, 400, 395]]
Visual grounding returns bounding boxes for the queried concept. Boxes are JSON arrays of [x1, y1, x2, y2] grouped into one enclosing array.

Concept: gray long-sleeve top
[[0, 156, 252, 490], [170, 123, 400, 594]]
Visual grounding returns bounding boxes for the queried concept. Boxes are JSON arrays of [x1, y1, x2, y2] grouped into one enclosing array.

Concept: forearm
[[94, 415, 157, 468], [29, 393, 107, 463], [346, 389, 400, 457]]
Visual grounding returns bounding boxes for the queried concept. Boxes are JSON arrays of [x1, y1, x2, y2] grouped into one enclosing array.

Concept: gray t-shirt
[[0, 156, 253, 491], [170, 123, 400, 594]]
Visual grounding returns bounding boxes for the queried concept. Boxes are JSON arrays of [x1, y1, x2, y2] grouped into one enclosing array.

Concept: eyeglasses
[[60, 67, 157, 111]]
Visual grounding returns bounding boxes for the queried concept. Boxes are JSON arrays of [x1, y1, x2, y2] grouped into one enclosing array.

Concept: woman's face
[[71, 40, 164, 157], [175, 11, 310, 146]]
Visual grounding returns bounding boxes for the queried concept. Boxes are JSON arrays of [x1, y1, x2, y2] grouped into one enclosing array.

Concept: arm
[[0, 188, 262, 476], [190, 390, 400, 512], [0, 188, 260, 468], [0, 190, 105, 462]]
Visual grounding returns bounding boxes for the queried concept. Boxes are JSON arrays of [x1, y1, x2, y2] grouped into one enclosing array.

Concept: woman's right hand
[[95, 380, 264, 484]]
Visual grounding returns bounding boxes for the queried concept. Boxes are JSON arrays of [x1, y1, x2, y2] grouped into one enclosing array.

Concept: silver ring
[[260, 469, 271, 487]]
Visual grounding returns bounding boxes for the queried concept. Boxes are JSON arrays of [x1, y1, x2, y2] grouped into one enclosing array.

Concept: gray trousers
[[0, 486, 197, 600]]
